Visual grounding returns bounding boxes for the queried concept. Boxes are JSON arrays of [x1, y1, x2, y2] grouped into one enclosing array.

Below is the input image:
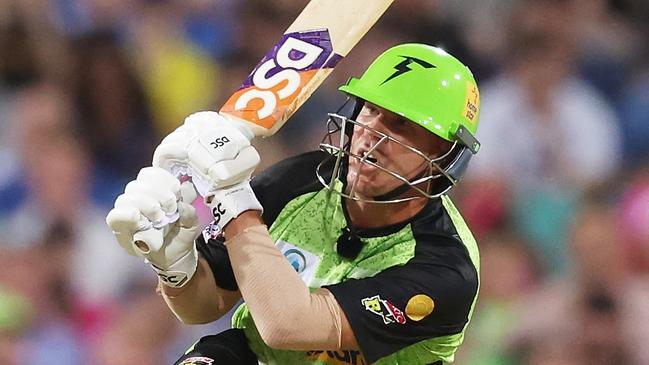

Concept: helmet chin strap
[[372, 168, 430, 202], [373, 181, 422, 202]]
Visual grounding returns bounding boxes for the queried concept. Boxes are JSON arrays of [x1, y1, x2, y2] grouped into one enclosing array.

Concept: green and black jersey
[[197, 151, 480, 365]]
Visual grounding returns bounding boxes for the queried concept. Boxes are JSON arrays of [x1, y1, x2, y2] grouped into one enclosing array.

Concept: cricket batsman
[[107, 43, 481, 364]]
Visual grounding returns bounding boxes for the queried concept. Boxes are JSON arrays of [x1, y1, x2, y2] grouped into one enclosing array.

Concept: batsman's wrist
[[223, 211, 264, 240]]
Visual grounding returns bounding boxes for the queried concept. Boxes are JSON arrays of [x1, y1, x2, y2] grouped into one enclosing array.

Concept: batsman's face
[[346, 102, 449, 199]]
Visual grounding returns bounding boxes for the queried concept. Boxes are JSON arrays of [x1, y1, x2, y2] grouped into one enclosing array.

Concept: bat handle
[[130, 172, 194, 256], [132, 212, 178, 255], [133, 228, 163, 255]]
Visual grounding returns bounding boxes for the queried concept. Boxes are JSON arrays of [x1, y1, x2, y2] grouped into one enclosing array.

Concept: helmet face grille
[[317, 113, 467, 204]]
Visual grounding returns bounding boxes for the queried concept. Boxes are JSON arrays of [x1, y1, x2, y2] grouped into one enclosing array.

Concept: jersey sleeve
[[195, 231, 238, 291], [325, 236, 478, 364]]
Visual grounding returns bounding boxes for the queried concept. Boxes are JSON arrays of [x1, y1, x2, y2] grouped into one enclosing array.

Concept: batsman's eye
[[361, 103, 379, 117], [392, 117, 408, 128]]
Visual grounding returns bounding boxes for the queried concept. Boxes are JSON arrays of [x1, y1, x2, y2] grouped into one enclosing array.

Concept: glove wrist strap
[[205, 181, 263, 230], [147, 245, 198, 288]]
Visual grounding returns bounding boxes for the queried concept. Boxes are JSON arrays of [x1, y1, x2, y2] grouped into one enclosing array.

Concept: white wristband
[[205, 181, 263, 230]]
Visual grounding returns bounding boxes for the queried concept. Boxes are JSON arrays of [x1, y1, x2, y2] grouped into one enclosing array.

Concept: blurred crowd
[[0, 0, 648, 364]]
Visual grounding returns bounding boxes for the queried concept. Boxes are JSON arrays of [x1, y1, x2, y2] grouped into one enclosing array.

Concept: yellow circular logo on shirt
[[405, 294, 435, 321]]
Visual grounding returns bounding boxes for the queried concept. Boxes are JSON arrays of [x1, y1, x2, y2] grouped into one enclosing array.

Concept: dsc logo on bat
[[235, 38, 322, 119], [221, 30, 342, 131]]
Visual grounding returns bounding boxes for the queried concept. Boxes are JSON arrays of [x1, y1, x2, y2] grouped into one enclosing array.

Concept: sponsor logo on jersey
[[405, 294, 435, 321], [284, 248, 307, 273], [179, 356, 214, 365], [306, 350, 366, 365], [275, 240, 320, 285], [220, 30, 343, 130], [361, 295, 406, 325]]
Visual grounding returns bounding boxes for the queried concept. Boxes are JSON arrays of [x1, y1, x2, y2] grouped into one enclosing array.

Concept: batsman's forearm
[[225, 222, 344, 350], [159, 257, 241, 324]]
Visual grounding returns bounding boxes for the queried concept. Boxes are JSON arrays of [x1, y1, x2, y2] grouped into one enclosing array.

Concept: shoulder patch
[[361, 295, 406, 325]]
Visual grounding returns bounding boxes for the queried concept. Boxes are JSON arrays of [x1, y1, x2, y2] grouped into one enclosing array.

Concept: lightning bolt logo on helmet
[[380, 55, 435, 85]]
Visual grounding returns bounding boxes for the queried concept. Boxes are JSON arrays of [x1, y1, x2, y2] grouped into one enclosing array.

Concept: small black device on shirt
[[336, 227, 364, 259]]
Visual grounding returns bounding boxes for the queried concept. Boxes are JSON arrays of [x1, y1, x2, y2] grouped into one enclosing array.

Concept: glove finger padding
[[144, 216, 199, 288], [137, 166, 182, 197], [107, 167, 193, 255], [152, 111, 260, 196], [107, 167, 201, 288], [127, 182, 179, 217], [179, 181, 198, 210], [206, 145, 260, 188], [106, 206, 143, 256], [117, 186, 166, 224], [131, 189, 197, 258], [129, 179, 197, 256], [121, 170, 182, 227], [152, 141, 189, 173]]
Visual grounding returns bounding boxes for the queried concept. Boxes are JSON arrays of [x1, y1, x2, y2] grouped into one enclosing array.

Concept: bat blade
[[219, 0, 394, 137]]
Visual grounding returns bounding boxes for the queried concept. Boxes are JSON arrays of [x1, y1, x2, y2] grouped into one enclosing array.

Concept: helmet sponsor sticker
[[361, 295, 406, 325], [463, 81, 480, 123]]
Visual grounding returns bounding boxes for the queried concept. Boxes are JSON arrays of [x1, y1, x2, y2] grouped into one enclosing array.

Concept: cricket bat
[[132, 0, 393, 257], [219, 0, 394, 137]]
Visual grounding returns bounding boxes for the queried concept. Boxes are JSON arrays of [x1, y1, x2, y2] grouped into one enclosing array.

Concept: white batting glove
[[205, 180, 263, 230], [153, 111, 261, 196], [106, 167, 200, 288]]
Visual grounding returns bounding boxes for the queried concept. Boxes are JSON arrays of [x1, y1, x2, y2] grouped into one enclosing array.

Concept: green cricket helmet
[[317, 43, 482, 202], [340, 43, 481, 151]]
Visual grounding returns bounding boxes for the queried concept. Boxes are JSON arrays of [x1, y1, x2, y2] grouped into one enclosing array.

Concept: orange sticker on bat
[[220, 30, 342, 131]]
